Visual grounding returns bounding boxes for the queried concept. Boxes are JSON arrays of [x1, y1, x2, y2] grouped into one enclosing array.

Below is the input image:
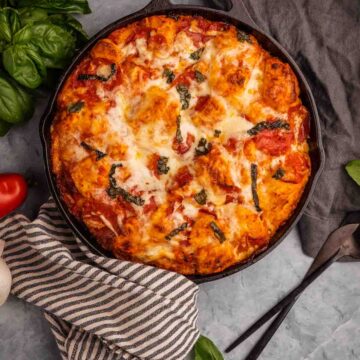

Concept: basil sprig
[[107, 164, 145, 206], [165, 223, 188, 241], [80, 141, 106, 161], [251, 163, 262, 212], [0, 0, 90, 136], [247, 120, 290, 136], [176, 84, 191, 110], [195, 138, 212, 157], [209, 221, 226, 243], [237, 29, 252, 43], [194, 335, 224, 360], [190, 47, 204, 61], [194, 189, 207, 205], [346, 160, 360, 186], [78, 63, 116, 82], [157, 156, 170, 175]]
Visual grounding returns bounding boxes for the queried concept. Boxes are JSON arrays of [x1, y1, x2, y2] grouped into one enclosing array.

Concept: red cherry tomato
[[0, 174, 28, 218]]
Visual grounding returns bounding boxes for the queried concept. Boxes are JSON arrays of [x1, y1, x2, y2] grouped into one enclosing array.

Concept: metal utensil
[[226, 223, 360, 358]]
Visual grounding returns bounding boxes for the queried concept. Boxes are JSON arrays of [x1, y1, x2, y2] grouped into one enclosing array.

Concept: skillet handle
[[142, 0, 174, 12], [143, 0, 258, 29], [209, 0, 258, 28]]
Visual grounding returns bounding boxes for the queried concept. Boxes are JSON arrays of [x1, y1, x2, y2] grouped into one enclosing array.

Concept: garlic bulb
[[0, 240, 12, 306]]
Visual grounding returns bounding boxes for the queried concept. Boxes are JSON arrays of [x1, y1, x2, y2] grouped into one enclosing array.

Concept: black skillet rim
[[39, 3, 325, 284]]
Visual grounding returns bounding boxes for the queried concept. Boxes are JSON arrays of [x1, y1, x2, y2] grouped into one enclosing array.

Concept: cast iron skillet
[[40, 0, 325, 283]]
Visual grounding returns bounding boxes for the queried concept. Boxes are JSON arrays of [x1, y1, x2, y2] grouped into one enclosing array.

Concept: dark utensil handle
[[225, 248, 341, 354], [244, 302, 295, 360], [210, 0, 258, 28]]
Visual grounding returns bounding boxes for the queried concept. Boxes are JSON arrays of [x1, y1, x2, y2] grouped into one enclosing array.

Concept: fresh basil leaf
[[0, 7, 21, 42], [346, 160, 360, 186], [176, 84, 191, 110], [237, 29, 252, 43], [78, 63, 116, 82], [0, 119, 12, 136], [18, 7, 48, 26], [80, 141, 106, 161], [247, 120, 290, 136], [251, 163, 262, 212], [165, 223, 188, 241], [194, 189, 207, 205], [67, 100, 84, 113], [13, 22, 76, 69], [194, 335, 224, 360], [107, 164, 145, 206], [273, 168, 285, 180], [163, 67, 175, 84], [214, 129, 221, 137], [190, 48, 204, 61], [194, 70, 206, 83], [195, 138, 212, 156], [0, 71, 34, 123], [2, 43, 47, 88], [157, 156, 170, 175], [209, 221, 226, 243], [47, 13, 88, 44], [17, 0, 91, 14]]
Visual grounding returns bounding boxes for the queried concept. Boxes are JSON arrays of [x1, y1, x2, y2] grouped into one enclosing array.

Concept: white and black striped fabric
[[0, 199, 199, 360]]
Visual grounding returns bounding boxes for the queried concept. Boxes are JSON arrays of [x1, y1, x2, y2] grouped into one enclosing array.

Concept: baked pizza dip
[[51, 15, 311, 275]]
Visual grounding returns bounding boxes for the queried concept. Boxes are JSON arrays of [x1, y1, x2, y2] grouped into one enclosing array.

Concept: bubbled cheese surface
[[51, 16, 311, 275]]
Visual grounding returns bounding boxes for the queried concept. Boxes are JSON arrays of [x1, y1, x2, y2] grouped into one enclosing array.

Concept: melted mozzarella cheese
[[52, 15, 311, 275]]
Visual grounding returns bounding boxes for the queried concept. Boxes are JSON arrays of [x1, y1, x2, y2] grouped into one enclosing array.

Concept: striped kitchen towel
[[0, 199, 199, 360]]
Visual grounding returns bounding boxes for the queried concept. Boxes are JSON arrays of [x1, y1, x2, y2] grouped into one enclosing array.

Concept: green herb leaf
[[78, 63, 116, 82], [176, 84, 191, 110], [190, 47, 204, 61], [251, 163, 262, 212], [214, 129, 221, 138], [47, 13, 89, 44], [17, 0, 92, 14], [163, 68, 175, 84], [194, 70, 206, 83], [157, 156, 170, 175], [107, 164, 145, 206], [0, 71, 34, 124], [175, 115, 183, 143], [165, 222, 188, 241], [13, 22, 77, 69], [67, 100, 84, 113], [194, 189, 207, 205], [195, 138, 212, 157], [345, 160, 360, 186], [247, 120, 290, 136], [2, 43, 46, 89], [237, 29, 252, 43], [272, 168, 285, 180], [0, 7, 21, 43], [209, 221, 226, 243], [194, 335, 224, 360], [18, 7, 49, 26], [80, 141, 106, 161]]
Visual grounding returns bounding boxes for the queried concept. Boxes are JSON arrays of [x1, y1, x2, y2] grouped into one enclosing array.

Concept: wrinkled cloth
[[234, 0, 360, 257], [0, 200, 199, 360]]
